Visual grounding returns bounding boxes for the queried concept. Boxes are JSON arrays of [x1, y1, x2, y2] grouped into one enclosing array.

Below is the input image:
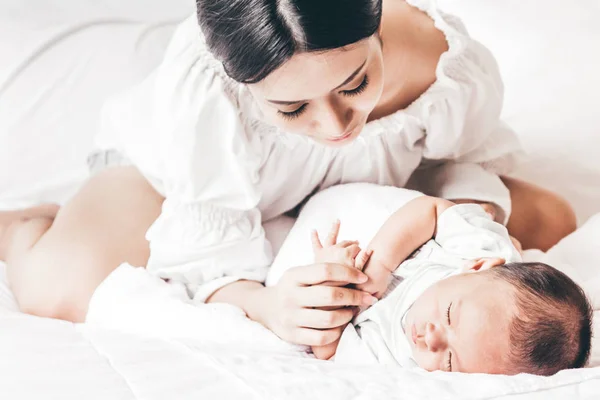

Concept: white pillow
[[0, 0, 194, 208], [543, 214, 600, 309], [525, 214, 600, 369], [438, 0, 600, 223]]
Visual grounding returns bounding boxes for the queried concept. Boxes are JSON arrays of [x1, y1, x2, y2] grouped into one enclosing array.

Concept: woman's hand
[[259, 262, 377, 347]]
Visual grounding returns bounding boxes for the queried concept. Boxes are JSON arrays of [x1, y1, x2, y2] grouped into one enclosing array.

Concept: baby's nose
[[424, 322, 447, 352]]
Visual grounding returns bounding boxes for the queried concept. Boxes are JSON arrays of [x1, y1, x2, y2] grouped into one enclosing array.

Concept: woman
[[0, 0, 575, 348]]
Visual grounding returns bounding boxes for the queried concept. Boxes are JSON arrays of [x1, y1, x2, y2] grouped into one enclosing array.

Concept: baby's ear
[[463, 257, 505, 273]]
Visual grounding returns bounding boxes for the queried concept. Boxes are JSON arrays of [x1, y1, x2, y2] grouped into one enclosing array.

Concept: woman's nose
[[424, 322, 447, 352], [317, 102, 352, 137]]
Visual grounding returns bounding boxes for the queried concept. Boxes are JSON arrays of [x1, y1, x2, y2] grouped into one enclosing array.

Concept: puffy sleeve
[[408, 30, 523, 225], [435, 204, 522, 263], [95, 15, 272, 301]]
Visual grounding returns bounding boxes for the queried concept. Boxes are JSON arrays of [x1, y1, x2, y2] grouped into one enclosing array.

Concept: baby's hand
[[311, 220, 371, 270], [355, 263, 392, 299]]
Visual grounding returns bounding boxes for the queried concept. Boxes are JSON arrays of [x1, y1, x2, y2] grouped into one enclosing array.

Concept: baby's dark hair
[[489, 262, 593, 375]]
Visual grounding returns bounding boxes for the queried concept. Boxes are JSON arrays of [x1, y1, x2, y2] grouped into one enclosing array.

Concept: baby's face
[[403, 270, 517, 374]]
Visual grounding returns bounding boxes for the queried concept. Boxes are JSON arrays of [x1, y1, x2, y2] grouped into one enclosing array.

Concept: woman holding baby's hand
[[202, 219, 378, 347], [307, 220, 374, 358], [263, 263, 375, 345]]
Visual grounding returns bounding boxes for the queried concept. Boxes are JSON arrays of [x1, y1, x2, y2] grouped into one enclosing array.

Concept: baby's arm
[[358, 196, 455, 297]]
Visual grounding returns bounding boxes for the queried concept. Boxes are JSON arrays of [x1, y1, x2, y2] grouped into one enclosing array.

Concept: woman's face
[[248, 36, 384, 147]]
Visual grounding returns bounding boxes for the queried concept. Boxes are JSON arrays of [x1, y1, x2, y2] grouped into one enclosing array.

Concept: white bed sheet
[[2, 259, 600, 399]]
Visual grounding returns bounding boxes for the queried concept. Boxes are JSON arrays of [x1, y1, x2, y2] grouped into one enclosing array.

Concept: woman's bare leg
[[0, 167, 164, 322], [503, 176, 577, 252]]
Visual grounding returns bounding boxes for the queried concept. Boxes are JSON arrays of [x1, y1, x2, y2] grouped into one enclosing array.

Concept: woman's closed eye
[[341, 75, 369, 97], [278, 103, 308, 120], [276, 75, 369, 120]]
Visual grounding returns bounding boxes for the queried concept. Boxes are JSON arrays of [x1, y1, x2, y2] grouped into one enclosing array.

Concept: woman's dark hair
[[490, 262, 593, 375], [196, 0, 383, 83]]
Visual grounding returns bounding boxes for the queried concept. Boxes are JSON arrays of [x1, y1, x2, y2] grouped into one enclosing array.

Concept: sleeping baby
[[310, 196, 593, 375]]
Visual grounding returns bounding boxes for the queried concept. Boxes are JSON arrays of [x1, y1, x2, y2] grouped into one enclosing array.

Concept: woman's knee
[[504, 176, 577, 250], [538, 190, 577, 239], [523, 183, 577, 242]]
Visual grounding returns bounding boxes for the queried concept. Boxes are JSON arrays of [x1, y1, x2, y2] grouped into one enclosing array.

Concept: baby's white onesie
[[335, 204, 522, 366]]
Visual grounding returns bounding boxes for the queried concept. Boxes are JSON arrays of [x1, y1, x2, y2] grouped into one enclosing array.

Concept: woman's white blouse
[[95, 0, 523, 300]]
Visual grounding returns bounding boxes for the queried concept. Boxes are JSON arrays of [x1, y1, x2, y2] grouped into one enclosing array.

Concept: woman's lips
[[327, 127, 356, 142]]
